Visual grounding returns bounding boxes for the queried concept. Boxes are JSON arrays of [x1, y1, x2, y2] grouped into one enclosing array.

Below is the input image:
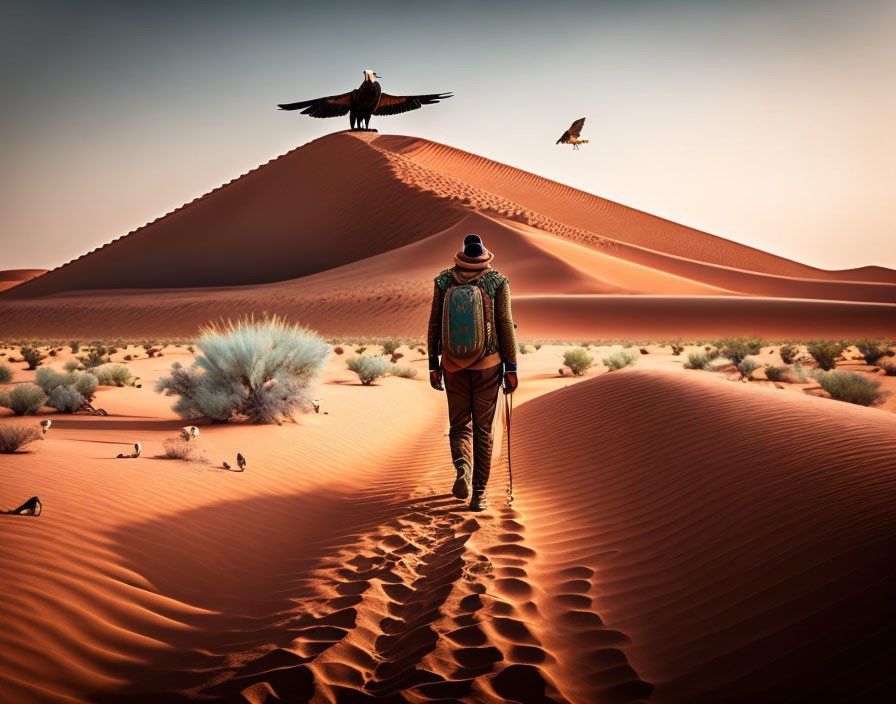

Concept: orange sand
[[1, 344, 895, 702]]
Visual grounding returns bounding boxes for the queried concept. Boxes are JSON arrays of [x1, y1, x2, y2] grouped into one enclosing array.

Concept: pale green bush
[[684, 352, 712, 370], [814, 371, 887, 406], [0, 362, 12, 384], [806, 340, 845, 371], [602, 349, 639, 372], [855, 339, 888, 366], [737, 356, 760, 380], [347, 355, 393, 385], [381, 338, 401, 356], [563, 347, 594, 376], [155, 317, 330, 424], [0, 383, 47, 415], [763, 365, 789, 382], [93, 363, 135, 387], [392, 364, 418, 378], [35, 368, 66, 394], [48, 386, 85, 413], [714, 337, 765, 365]]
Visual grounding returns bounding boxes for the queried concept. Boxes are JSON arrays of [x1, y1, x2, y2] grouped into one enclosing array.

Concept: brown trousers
[[444, 363, 502, 493]]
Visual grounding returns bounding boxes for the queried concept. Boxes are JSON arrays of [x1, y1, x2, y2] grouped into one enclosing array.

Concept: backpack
[[436, 270, 506, 361]]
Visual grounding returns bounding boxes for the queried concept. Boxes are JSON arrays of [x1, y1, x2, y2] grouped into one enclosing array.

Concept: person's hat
[[463, 234, 484, 258]]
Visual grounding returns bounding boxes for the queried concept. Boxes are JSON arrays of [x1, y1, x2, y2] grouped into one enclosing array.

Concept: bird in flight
[[556, 118, 589, 150], [277, 70, 452, 131]]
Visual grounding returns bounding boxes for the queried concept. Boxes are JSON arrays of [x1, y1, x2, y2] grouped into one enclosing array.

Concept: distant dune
[[1, 131, 893, 338], [511, 368, 896, 702], [0, 268, 47, 293]]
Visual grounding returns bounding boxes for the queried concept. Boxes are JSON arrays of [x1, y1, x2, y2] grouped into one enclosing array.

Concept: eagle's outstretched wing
[[374, 92, 453, 116], [557, 117, 586, 144], [277, 92, 353, 118]]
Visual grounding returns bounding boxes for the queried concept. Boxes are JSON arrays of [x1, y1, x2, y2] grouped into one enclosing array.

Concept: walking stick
[[504, 389, 513, 504]]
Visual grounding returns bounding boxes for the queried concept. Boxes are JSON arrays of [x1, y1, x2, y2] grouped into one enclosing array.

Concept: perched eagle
[[556, 118, 589, 150], [277, 70, 452, 130]]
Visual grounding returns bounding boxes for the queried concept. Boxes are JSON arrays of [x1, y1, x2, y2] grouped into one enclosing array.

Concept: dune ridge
[[509, 368, 896, 702]]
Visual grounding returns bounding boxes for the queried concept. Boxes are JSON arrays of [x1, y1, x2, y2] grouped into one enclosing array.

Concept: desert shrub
[[392, 364, 418, 378], [778, 344, 797, 364], [715, 337, 764, 365], [0, 424, 42, 453], [390, 352, 404, 363], [855, 339, 888, 366], [417, 348, 426, 355], [684, 352, 712, 370], [880, 361, 896, 376], [48, 349, 57, 357], [187, 346, 195, 353], [737, 356, 760, 380], [20, 347, 47, 370], [35, 368, 67, 394], [534, 344, 542, 351], [0, 362, 12, 384], [602, 349, 638, 371], [355, 346, 367, 355], [159, 437, 205, 462], [806, 340, 845, 371], [78, 346, 111, 368], [333, 346, 344, 355], [63, 371, 98, 400], [347, 355, 392, 385], [48, 386, 85, 413], [0, 383, 47, 415], [563, 347, 594, 376], [93, 363, 135, 387], [670, 343, 684, 356], [814, 371, 887, 406], [69, 340, 80, 353], [155, 317, 330, 424], [381, 338, 401, 356], [763, 365, 789, 382], [63, 360, 81, 373]]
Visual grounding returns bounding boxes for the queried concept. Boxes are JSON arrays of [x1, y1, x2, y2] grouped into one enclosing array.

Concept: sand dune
[[510, 368, 896, 702], [0, 269, 47, 293], [0, 208, 893, 339], [2, 348, 894, 702], [2, 131, 894, 340]]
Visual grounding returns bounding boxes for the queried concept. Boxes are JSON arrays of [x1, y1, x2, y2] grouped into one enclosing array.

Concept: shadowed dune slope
[[511, 369, 896, 703], [3, 134, 464, 298]]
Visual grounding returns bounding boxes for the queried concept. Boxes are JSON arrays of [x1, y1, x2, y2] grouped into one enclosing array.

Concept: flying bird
[[236, 453, 246, 471], [556, 118, 589, 150], [278, 70, 452, 131]]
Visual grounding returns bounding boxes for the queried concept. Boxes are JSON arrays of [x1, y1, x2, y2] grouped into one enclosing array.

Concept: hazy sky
[[2, 0, 894, 272]]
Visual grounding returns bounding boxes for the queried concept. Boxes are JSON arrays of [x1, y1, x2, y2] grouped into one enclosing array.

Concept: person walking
[[427, 234, 518, 511]]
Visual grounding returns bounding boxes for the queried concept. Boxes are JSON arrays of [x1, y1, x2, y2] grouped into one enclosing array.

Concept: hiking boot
[[469, 491, 488, 512], [452, 461, 472, 500]]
